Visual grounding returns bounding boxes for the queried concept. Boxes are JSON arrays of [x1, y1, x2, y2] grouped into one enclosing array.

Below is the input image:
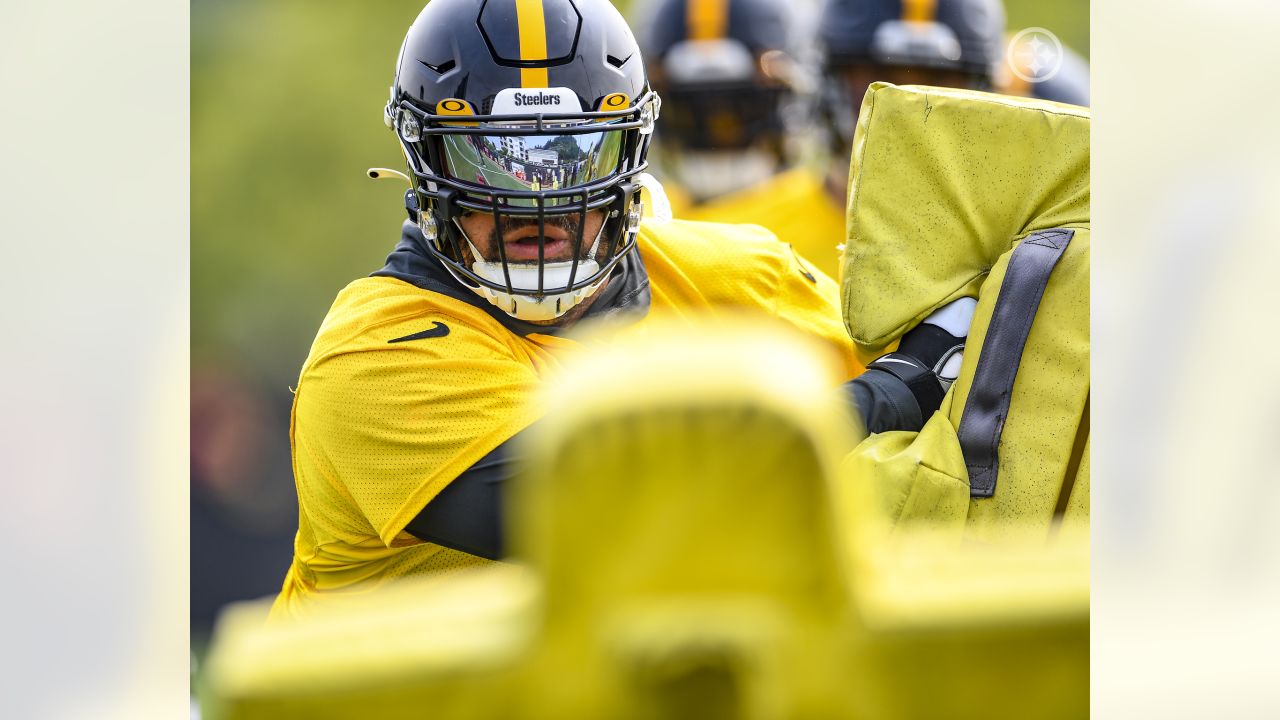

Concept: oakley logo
[[388, 321, 451, 343], [513, 91, 562, 107]]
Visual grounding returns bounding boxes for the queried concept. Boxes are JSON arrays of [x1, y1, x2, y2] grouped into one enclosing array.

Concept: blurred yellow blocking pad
[[852, 528, 1089, 720], [200, 564, 539, 719], [201, 318, 1086, 718], [841, 84, 1090, 535], [508, 317, 866, 718]]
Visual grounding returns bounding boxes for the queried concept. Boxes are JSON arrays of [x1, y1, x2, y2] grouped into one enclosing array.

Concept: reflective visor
[[439, 128, 624, 207]]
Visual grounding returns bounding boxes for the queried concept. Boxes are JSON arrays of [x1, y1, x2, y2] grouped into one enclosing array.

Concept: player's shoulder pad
[[638, 218, 792, 274]]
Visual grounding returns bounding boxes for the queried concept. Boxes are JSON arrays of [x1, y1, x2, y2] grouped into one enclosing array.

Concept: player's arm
[[297, 312, 544, 552], [402, 302, 975, 562], [766, 237, 975, 433], [842, 299, 974, 434], [396, 371, 928, 561], [842, 367, 927, 434], [401, 346, 960, 563], [401, 435, 523, 560]]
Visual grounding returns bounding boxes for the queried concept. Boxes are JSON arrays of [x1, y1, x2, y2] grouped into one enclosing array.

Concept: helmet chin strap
[[444, 216, 612, 322], [635, 173, 673, 222]]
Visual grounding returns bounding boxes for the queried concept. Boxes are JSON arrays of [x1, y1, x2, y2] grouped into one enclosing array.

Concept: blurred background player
[[636, 0, 850, 280], [817, 0, 1005, 204]]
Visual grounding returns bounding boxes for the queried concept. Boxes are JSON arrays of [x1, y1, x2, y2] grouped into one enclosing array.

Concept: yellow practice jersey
[[665, 169, 847, 282], [272, 218, 860, 619]]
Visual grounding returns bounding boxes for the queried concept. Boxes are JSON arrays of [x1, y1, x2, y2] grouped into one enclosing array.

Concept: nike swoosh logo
[[388, 321, 450, 343]]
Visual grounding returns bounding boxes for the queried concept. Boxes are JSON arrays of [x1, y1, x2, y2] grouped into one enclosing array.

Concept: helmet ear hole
[[417, 212, 437, 244], [398, 112, 422, 142]]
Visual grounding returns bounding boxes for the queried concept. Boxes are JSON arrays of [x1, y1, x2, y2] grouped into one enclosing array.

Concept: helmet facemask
[[390, 89, 660, 323], [449, 199, 614, 323]]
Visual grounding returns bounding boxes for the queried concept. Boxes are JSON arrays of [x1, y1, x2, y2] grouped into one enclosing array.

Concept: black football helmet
[[817, 0, 1005, 149], [638, 0, 808, 199], [386, 0, 660, 322]]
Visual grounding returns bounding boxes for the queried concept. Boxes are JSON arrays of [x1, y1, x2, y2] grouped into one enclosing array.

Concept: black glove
[[865, 300, 972, 420]]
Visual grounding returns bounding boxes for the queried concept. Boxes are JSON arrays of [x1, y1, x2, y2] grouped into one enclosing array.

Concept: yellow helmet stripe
[[901, 0, 938, 23], [515, 0, 549, 88], [687, 0, 728, 41]]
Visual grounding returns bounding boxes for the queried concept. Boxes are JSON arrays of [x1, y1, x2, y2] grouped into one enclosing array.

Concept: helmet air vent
[[418, 58, 457, 75]]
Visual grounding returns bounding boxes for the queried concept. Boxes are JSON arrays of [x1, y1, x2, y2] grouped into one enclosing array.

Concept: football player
[[817, 0, 1005, 201], [272, 0, 965, 617], [637, 0, 849, 280]]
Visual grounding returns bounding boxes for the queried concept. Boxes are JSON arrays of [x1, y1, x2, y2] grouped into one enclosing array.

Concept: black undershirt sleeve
[[401, 437, 520, 560], [841, 368, 925, 435]]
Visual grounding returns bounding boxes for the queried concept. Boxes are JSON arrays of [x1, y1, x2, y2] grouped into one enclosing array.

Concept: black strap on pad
[[957, 228, 1074, 498]]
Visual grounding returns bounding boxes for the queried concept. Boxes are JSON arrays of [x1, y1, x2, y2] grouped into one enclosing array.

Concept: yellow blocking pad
[[513, 315, 860, 588], [199, 319, 1087, 719], [839, 83, 1090, 535], [841, 83, 1089, 362], [850, 528, 1090, 720], [1063, 433, 1090, 525], [835, 456, 1089, 720], [201, 534, 1087, 720], [949, 231, 1090, 534], [508, 316, 866, 718], [838, 228, 1089, 537], [199, 564, 539, 720]]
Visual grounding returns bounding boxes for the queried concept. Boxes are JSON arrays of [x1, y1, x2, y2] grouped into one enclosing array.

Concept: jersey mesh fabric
[[666, 169, 848, 282], [272, 219, 860, 618], [638, 219, 861, 382]]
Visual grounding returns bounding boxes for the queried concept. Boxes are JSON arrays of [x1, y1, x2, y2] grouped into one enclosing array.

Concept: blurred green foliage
[[193, 0, 1085, 388], [194, 0, 429, 384]]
